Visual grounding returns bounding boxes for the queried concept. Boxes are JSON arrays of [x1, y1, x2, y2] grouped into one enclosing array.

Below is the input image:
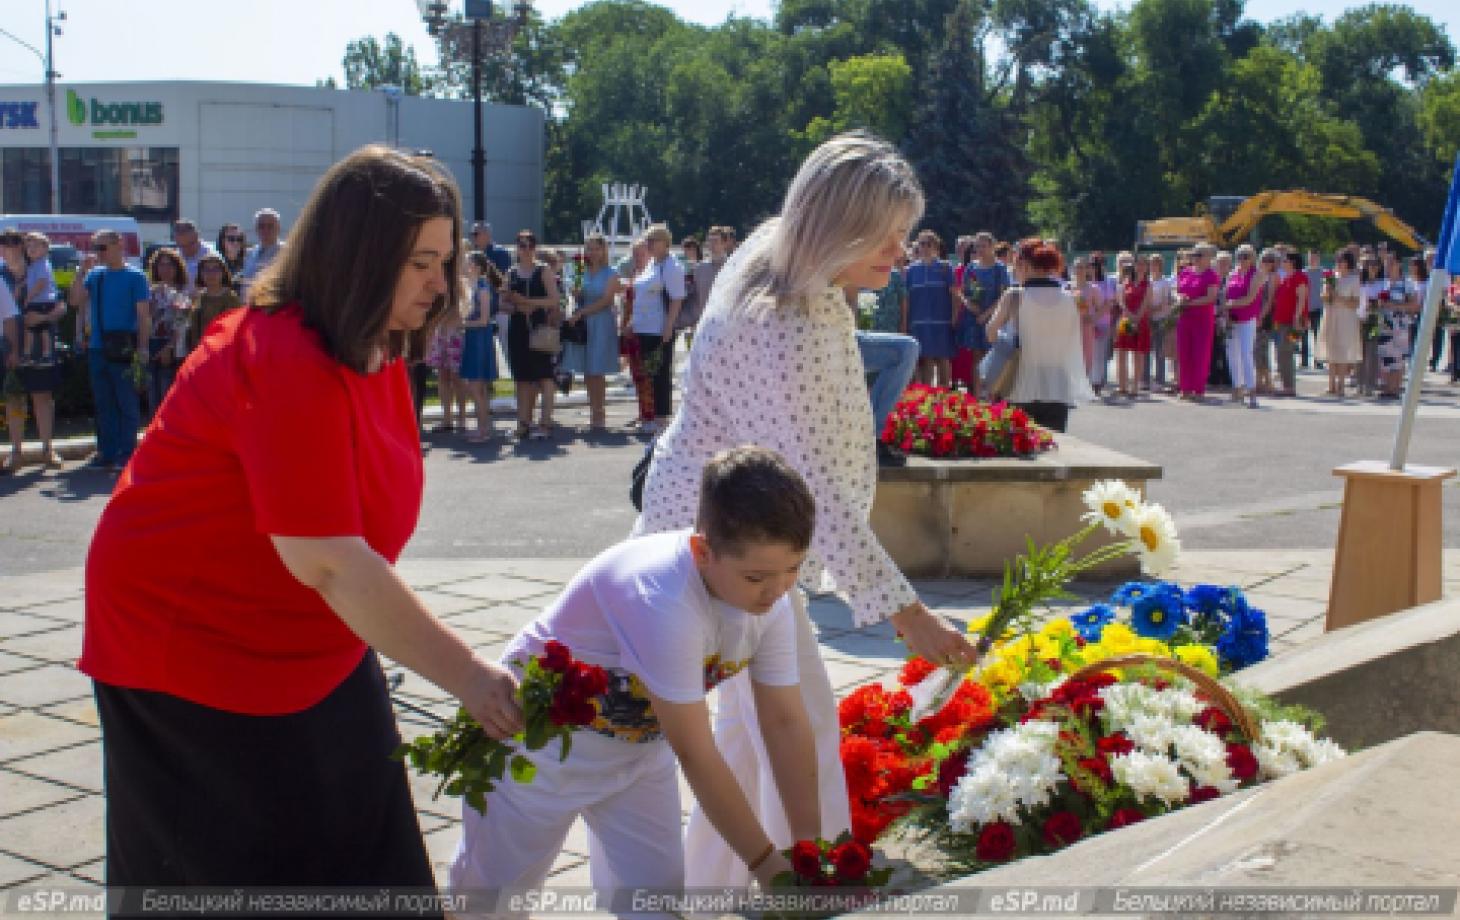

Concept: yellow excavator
[[1135, 191, 1428, 252]]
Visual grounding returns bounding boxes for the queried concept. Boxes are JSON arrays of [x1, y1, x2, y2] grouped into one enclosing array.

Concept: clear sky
[[0, 0, 1454, 88]]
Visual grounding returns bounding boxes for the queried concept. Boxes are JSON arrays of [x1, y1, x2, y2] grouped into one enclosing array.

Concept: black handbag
[[560, 317, 589, 345], [94, 273, 136, 365]]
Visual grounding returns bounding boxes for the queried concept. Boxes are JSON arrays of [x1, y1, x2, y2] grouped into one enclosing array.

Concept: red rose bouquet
[[394, 641, 608, 814], [880, 385, 1055, 460], [773, 832, 893, 890]]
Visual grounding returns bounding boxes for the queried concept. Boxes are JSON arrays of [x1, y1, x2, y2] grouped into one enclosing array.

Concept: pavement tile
[[0, 611, 72, 641], [13, 598, 86, 626], [0, 796, 105, 871], [396, 560, 506, 590], [823, 658, 887, 693], [436, 575, 561, 606], [818, 631, 908, 668], [0, 850, 48, 887], [0, 570, 84, 612], [69, 859, 105, 885], [0, 666, 91, 710], [9, 741, 103, 795], [441, 604, 541, 637], [0, 650, 48, 677], [34, 698, 98, 729], [0, 712, 97, 765], [0, 768, 85, 819], [421, 827, 463, 884], [0, 626, 84, 665], [476, 559, 593, 586], [414, 590, 495, 620]]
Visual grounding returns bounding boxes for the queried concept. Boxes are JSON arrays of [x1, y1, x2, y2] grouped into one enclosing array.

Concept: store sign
[[0, 101, 40, 129], [65, 89, 164, 129]]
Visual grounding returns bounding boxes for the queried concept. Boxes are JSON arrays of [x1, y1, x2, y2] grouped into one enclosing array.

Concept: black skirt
[[94, 651, 439, 896], [506, 310, 555, 382]]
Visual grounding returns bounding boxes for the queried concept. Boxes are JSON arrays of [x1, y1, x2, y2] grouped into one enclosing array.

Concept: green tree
[[798, 52, 912, 147], [1419, 70, 1460, 168], [340, 33, 434, 95]]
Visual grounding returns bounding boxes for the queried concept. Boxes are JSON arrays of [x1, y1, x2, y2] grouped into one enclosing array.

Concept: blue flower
[[1111, 581, 1153, 606], [1217, 603, 1270, 669], [1129, 584, 1187, 641], [1068, 604, 1117, 642], [1184, 584, 1228, 617]]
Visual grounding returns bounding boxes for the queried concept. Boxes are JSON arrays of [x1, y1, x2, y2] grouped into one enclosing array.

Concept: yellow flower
[[1173, 644, 1219, 678], [1135, 637, 1173, 657], [1098, 622, 1139, 653], [977, 656, 1025, 692], [1040, 619, 1076, 641]]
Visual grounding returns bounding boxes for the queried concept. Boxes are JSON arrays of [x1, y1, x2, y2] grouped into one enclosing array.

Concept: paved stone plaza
[[2, 365, 1459, 894]]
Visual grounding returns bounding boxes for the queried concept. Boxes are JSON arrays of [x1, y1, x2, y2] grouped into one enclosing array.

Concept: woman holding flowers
[[1112, 252, 1151, 398], [80, 146, 522, 889], [1317, 250, 1363, 397], [1174, 243, 1221, 401], [635, 132, 982, 888]]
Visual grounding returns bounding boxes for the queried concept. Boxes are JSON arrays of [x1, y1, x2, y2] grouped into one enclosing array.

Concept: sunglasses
[[225, 235, 245, 242], [92, 242, 110, 252]]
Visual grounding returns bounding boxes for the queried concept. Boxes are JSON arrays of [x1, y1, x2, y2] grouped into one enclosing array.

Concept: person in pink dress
[[1175, 243, 1222, 400]]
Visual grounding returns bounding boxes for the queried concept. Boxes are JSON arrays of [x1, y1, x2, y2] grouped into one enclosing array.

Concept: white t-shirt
[[503, 529, 798, 743], [630, 256, 687, 336], [0, 272, 18, 322]]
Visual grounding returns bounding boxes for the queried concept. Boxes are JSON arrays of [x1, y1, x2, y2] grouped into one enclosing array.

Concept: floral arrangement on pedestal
[[880, 385, 1055, 459], [837, 480, 1343, 873]]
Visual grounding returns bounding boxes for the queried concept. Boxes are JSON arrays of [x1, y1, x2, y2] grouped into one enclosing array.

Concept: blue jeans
[[88, 350, 141, 464], [857, 331, 919, 430]]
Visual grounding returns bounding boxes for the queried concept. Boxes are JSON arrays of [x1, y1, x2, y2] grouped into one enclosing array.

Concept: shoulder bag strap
[[93, 271, 108, 339]]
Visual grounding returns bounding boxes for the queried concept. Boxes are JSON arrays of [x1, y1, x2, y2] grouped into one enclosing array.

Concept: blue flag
[[1437, 153, 1460, 274]]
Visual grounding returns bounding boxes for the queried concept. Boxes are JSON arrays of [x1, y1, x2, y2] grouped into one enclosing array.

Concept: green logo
[[66, 88, 85, 126]]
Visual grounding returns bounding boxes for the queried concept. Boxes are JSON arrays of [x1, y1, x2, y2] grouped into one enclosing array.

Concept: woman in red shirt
[[80, 146, 523, 889], [1270, 251, 1311, 397]]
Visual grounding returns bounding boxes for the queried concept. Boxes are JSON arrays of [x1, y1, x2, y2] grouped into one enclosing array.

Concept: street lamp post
[[417, 0, 530, 225], [0, 1, 65, 213]]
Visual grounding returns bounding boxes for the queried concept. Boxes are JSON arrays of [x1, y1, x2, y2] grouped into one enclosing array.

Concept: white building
[[0, 80, 544, 244]]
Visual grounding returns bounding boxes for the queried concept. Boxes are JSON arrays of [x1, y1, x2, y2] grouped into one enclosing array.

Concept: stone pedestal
[[871, 436, 1162, 579]]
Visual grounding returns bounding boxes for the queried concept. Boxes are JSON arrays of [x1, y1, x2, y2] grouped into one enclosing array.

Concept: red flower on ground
[[1042, 811, 1084, 848], [1097, 734, 1136, 756], [790, 840, 824, 880], [934, 749, 971, 798], [830, 840, 873, 883], [1226, 743, 1259, 782], [1189, 784, 1222, 804], [1076, 754, 1113, 787], [1195, 706, 1234, 735], [976, 821, 1017, 862], [898, 657, 937, 688], [1107, 808, 1145, 830]]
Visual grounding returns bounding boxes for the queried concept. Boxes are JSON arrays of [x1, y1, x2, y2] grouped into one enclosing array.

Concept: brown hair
[[250, 145, 462, 373], [1018, 237, 1064, 275], [146, 247, 187, 285], [697, 446, 815, 557], [681, 236, 703, 261], [195, 253, 234, 291]]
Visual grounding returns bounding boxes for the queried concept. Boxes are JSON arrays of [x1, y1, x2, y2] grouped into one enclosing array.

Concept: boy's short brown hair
[[696, 446, 815, 557]]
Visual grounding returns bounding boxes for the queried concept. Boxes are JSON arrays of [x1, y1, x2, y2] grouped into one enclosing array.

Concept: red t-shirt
[[79, 305, 424, 715], [1273, 272, 1309, 326]]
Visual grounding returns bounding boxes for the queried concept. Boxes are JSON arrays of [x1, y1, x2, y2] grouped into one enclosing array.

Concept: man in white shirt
[[239, 208, 286, 299], [449, 446, 821, 899], [171, 219, 217, 295]]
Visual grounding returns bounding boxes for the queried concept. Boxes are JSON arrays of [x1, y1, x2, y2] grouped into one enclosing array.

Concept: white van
[[0, 215, 145, 270]]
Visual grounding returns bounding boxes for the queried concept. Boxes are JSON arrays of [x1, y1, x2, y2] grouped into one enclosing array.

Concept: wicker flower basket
[[1066, 653, 1262, 743]]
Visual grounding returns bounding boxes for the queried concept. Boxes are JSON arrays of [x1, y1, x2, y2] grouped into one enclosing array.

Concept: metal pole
[[1390, 266, 1449, 470], [45, 0, 60, 213], [471, 18, 485, 223]]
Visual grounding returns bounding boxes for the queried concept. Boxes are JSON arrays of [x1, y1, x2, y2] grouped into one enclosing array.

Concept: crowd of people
[[859, 233, 1460, 419]]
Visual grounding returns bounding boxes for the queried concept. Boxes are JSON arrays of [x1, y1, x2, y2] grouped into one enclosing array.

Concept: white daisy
[[1082, 480, 1141, 536], [1128, 502, 1181, 576]]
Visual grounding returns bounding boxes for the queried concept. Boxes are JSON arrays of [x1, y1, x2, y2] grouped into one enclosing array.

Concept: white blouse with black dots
[[633, 284, 918, 628]]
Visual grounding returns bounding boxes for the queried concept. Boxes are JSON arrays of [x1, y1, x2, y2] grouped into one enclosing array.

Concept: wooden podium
[[1327, 461, 1456, 631]]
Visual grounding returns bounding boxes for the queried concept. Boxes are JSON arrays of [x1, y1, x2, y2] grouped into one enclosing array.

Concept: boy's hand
[[754, 850, 791, 890]]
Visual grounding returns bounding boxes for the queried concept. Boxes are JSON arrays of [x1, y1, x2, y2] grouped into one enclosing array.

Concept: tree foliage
[[328, 1, 1458, 248]]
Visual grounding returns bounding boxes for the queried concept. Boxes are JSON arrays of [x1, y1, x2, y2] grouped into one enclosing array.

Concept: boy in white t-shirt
[[449, 446, 821, 909]]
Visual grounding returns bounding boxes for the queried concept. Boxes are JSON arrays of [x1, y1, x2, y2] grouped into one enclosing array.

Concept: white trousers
[[448, 731, 683, 917], [682, 590, 851, 888], [1226, 318, 1257, 390]]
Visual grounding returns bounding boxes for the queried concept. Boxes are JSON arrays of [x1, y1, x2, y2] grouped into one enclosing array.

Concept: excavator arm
[[1213, 191, 1428, 251]]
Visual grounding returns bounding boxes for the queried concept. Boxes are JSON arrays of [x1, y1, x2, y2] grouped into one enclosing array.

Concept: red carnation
[[934, 748, 971, 797], [1097, 734, 1135, 756], [1042, 811, 1084, 848], [790, 840, 824, 880], [975, 821, 1017, 862], [1107, 808, 1145, 830], [899, 657, 937, 688], [1189, 784, 1222, 804], [1077, 754, 1113, 786], [1226, 743, 1259, 782], [1195, 706, 1233, 735], [538, 641, 572, 673], [561, 660, 608, 701], [830, 840, 873, 883]]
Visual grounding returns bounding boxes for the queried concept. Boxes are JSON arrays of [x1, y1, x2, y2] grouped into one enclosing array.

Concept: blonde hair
[[584, 233, 610, 270], [1234, 243, 1256, 262], [725, 131, 924, 315], [644, 224, 672, 245], [1193, 242, 1218, 258]]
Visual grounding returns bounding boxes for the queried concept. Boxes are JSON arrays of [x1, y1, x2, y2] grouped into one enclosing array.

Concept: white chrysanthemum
[[1128, 502, 1181, 576], [1254, 743, 1301, 780], [949, 722, 1065, 831], [1303, 737, 1347, 768], [1170, 725, 1236, 793], [1151, 686, 1203, 723], [1082, 480, 1141, 536], [1111, 751, 1190, 806], [1186, 757, 1239, 795], [1099, 683, 1160, 730], [948, 763, 1020, 829], [1126, 713, 1179, 754], [1254, 720, 1347, 773]]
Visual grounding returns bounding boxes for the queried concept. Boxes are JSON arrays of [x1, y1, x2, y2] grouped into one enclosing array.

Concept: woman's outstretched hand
[[888, 602, 982, 670], [460, 659, 526, 741]]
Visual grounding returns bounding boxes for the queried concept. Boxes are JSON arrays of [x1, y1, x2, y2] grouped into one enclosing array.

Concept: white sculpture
[[581, 182, 653, 259]]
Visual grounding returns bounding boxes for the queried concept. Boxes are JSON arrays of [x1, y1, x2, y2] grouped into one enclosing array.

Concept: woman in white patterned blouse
[[634, 132, 981, 886]]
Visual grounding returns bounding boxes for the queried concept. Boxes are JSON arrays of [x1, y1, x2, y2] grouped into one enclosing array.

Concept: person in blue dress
[[960, 232, 1010, 400], [559, 234, 623, 431], [904, 229, 962, 387], [459, 251, 503, 442]]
